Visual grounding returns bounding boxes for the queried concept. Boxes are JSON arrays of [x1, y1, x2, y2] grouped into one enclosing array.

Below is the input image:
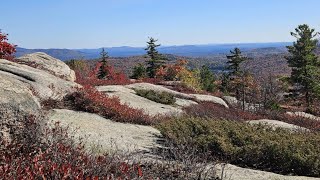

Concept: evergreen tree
[[200, 65, 215, 92], [226, 48, 248, 76], [285, 24, 320, 111], [131, 63, 147, 79], [97, 48, 109, 79], [225, 48, 249, 98], [145, 37, 166, 78], [220, 72, 231, 93]]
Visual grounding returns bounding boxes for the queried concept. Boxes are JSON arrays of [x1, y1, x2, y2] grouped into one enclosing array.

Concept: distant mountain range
[[16, 42, 292, 61]]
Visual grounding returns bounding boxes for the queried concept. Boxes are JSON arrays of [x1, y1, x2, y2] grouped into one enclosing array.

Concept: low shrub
[[135, 89, 176, 105], [0, 114, 221, 179], [158, 117, 320, 177], [0, 115, 143, 179], [42, 85, 154, 125], [262, 111, 320, 132], [184, 102, 263, 121], [71, 60, 131, 86]]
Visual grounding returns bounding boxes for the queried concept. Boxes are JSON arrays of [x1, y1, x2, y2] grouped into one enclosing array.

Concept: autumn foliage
[[0, 31, 16, 60], [42, 85, 154, 125], [69, 60, 130, 86], [0, 115, 146, 179]]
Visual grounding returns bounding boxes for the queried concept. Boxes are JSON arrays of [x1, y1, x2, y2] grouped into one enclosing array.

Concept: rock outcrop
[[16, 52, 76, 82], [126, 83, 195, 100], [191, 94, 229, 108], [247, 119, 309, 132], [0, 55, 80, 141], [286, 111, 320, 121], [96, 85, 184, 116], [213, 163, 319, 180], [97, 83, 229, 116], [223, 95, 262, 111], [0, 59, 80, 101], [48, 109, 162, 153]]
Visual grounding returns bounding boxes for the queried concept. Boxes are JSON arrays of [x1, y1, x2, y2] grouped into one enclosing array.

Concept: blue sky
[[1, 0, 319, 48]]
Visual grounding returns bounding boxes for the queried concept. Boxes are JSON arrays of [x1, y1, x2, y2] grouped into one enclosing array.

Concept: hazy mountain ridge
[[16, 42, 292, 60]]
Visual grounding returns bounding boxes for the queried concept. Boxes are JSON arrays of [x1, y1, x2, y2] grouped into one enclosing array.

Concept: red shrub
[[0, 115, 146, 179], [262, 111, 320, 132], [140, 77, 162, 84], [0, 115, 219, 179], [0, 31, 16, 60], [62, 85, 154, 125], [75, 62, 131, 86], [165, 83, 199, 94], [184, 102, 264, 121]]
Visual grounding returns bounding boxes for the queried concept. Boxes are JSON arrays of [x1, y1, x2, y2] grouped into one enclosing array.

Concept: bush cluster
[[261, 110, 320, 132], [0, 115, 221, 179], [135, 89, 176, 105], [184, 102, 263, 121], [43, 85, 154, 125], [0, 115, 144, 179], [158, 117, 320, 177]]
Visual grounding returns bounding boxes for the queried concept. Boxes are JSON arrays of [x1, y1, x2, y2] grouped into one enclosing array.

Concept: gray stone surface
[[97, 83, 230, 115], [247, 119, 309, 132], [0, 59, 80, 101], [213, 163, 320, 180], [286, 111, 320, 121], [16, 52, 76, 82], [125, 83, 195, 100], [223, 95, 238, 105], [96, 85, 183, 116], [191, 94, 229, 108], [48, 109, 162, 153]]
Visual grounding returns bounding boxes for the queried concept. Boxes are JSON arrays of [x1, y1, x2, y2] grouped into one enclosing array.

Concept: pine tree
[[285, 24, 320, 111], [220, 72, 231, 93], [131, 63, 146, 79], [226, 48, 248, 76], [200, 65, 215, 92], [97, 48, 109, 79], [225, 48, 249, 98], [145, 37, 166, 78]]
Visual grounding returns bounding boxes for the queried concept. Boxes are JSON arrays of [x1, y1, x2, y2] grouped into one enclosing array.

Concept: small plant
[[135, 89, 176, 105]]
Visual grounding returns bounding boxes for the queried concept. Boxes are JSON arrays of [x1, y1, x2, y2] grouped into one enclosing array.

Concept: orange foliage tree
[[71, 60, 130, 86], [155, 59, 188, 81]]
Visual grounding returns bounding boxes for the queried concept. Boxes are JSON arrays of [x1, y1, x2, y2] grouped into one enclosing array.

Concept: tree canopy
[[285, 24, 320, 111]]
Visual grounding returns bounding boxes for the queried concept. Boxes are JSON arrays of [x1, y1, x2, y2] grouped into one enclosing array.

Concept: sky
[[1, 0, 319, 49]]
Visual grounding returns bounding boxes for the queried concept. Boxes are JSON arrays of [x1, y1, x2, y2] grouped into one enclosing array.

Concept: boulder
[[47, 109, 162, 153], [126, 83, 228, 107], [223, 96, 238, 105], [16, 52, 76, 82], [286, 111, 320, 121], [223, 95, 262, 111], [191, 94, 229, 108], [125, 83, 195, 100], [96, 85, 183, 116], [213, 163, 319, 180], [0, 59, 80, 101], [0, 74, 41, 141], [97, 83, 233, 116], [247, 119, 309, 132]]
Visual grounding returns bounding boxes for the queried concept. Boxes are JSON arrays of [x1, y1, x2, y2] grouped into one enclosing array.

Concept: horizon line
[[17, 41, 293, 50]]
